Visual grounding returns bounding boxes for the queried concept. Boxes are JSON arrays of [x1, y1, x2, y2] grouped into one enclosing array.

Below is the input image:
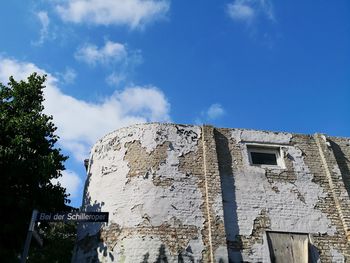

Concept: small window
[[251, 152, 277, 165], [247, 146, 283, 167]]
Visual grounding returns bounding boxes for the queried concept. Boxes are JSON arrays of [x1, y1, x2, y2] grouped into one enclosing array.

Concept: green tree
[[28, 222, 77, 263], [0, 73, 72, 261]]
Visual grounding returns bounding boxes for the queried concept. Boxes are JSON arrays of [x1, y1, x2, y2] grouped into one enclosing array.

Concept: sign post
[[20, 210, 108, 263], [32, 230, 43, 247], [20, 210, 38, 263]]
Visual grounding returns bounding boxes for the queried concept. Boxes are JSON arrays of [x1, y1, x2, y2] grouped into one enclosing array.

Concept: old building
[[72, 123, 350, 262]]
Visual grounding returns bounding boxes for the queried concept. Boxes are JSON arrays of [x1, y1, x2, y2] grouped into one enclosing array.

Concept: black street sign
[[37, 212, 109, 222], [21, 210, 109, 263]]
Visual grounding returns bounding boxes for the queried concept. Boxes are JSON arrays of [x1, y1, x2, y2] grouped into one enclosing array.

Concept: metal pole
[[20, 210, 38, 263]]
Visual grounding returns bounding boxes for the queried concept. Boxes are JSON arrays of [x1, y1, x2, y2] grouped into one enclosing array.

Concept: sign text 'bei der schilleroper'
[[36, 212, 109, 222]]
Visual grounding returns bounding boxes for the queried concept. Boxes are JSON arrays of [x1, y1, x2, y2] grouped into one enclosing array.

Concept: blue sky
[[0, 0, 349, 207]]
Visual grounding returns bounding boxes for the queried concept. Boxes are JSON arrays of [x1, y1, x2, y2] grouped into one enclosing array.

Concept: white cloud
[[118, 86, 170, 121], [75, 41, 128, 66], [52, 170, 82, 198], [33, 11, 50, 45], [56, 0, 170, 29], [106, 72, 125, 86], [75, 41, 142, 84], [57, 67, 77, 84], [0, 57, 171, 163], [227, 2, 255, 22], [227, 0, 274, 23], [195, 103, 225, 124], [207, 103, 225, 120], [62, 67, 76, 84]]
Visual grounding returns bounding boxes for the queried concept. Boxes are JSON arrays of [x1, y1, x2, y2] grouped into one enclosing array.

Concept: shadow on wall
[[72, 168, 114, 262], [141, 244, 198, 263], [214, 130, 243, 262], [73, 171, 197, 262], [76, 205, 113, 261], [329, 139, 350, 198]]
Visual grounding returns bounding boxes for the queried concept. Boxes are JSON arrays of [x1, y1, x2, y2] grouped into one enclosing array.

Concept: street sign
[[21, 210, 109, 263], [37, 212, 109, 222]]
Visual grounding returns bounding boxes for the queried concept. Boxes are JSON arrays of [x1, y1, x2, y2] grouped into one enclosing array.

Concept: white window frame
[[247, 144, 285, 168]]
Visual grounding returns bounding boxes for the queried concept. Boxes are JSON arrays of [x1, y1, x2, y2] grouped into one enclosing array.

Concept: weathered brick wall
[[72, 123, 350, 262], [214, 128, 350, 262], [330, 136, 350, 201], [297, 134, 350, 261], [72, 123, 228, 262], [201, 126, 228, 262]]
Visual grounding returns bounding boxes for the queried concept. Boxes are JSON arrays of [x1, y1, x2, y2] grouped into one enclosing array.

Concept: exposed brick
[[72, 124, 350, 263]]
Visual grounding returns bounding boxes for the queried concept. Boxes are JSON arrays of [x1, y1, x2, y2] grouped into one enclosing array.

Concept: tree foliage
[[0, 73, 72, 261], [28, 222, 77, 263]]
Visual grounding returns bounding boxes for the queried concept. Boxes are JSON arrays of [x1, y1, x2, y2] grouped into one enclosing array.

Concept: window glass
[[247, 145, 284, 167], [250, 152, 277, 165]]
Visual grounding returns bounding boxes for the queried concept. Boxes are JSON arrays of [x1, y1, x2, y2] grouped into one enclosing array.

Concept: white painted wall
[[74, 124, 205, 262], [223, 129, 335, 262]]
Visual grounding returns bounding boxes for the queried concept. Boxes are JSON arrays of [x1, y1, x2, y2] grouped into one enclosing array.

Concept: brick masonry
[[72, 123, 350, 262]]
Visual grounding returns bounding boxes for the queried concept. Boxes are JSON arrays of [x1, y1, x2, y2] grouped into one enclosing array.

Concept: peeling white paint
[[84, 124, 203, 227], [224, 130, 336, 262], [320, 134, 331, 147], [75, 124, 348, 262], [227, 136, 334, 236], [330, 247, 345, 263], [214, 246, 229, 263], [75, 123, 204, 262], [241, 240, 267, 263], [233, 163, 333, 236], [213, 193, 226, 223], [231, 129, 292, 144], [77, 235, 198, 263], [111, 236, 171, 263], [187, 235, 204, 262]]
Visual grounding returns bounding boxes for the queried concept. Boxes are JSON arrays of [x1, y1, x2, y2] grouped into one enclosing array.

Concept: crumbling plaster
[[221, 129, 337, 262], [330, 247, 345, 263], [76, 124, 206, 262], [229, 129, 334, 235], [73, 124, 350, 262]]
